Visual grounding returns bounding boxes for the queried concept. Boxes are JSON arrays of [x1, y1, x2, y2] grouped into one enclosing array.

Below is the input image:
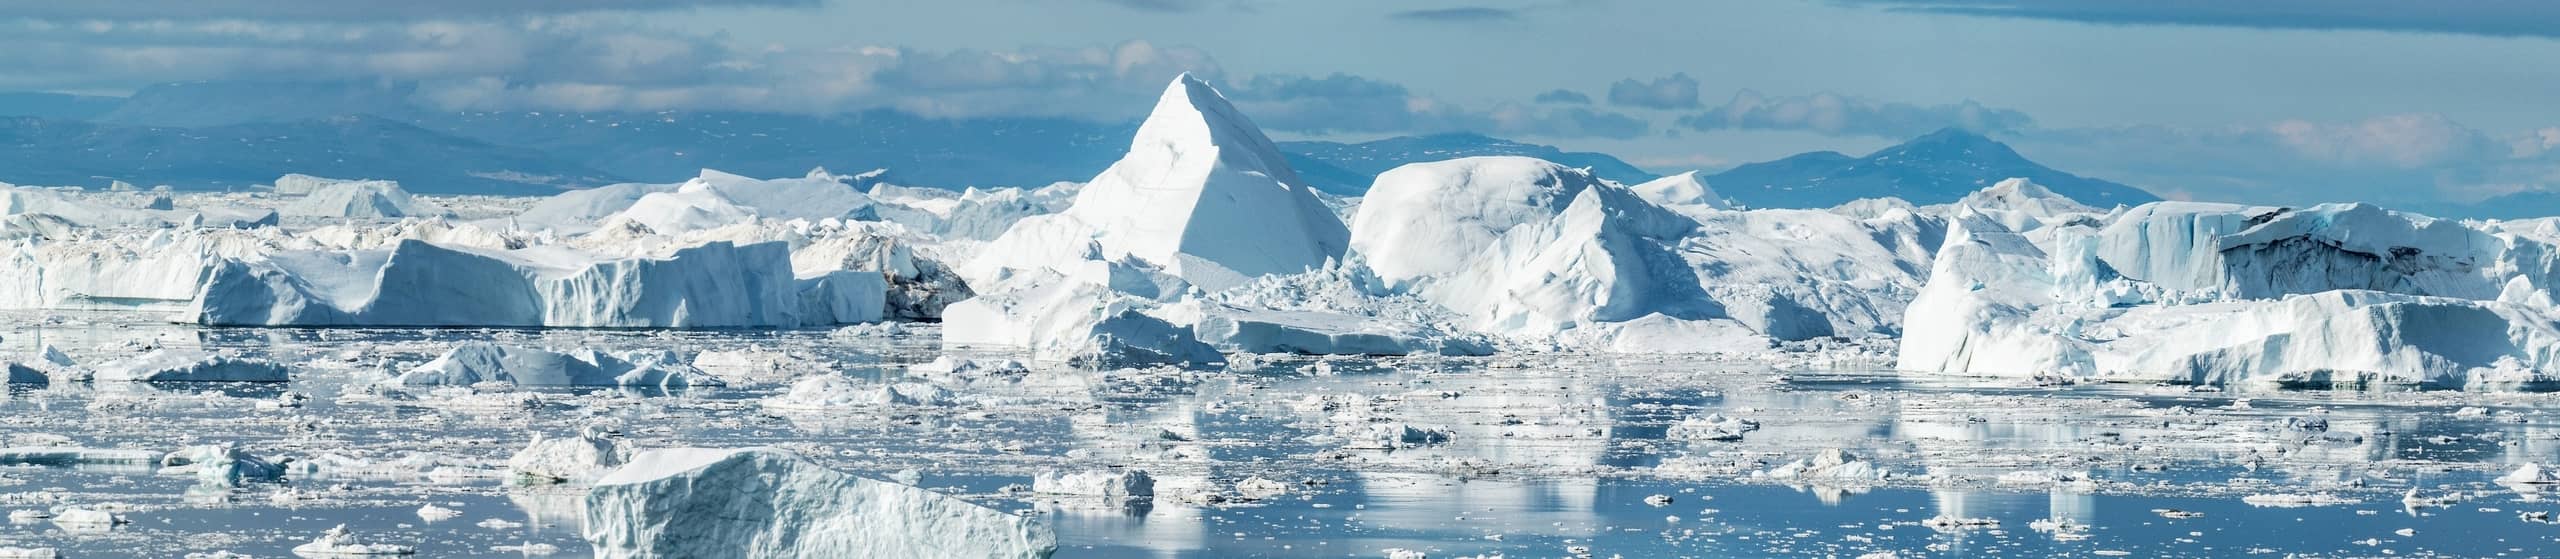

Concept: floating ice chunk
[[942, 274, 1221, 368], [159, 443, 284, 486], [1382, 549, 1428, 559], [762, 376, 956, 410], [49, 507, 124, 531], [399, 344, 722, 388], [1342, 424, 1455, 449], [0, 547, 57, 559], [1921, 515, 1999, 531], [761, 375, 868, 411], [1756, 449, 1884, 481], [1178, 304, 1494, 357], [291, 524, 414, 556], [910, 356, 1029, 378], [2498, 463, 2560, 485], [508, 428, 631, 485], [584, 447, 1056, 559], [1666, 414, 1759, 441], [1033, 469, 1154, 498], [417, 504, 462, 523], [90, 350, 288, 383], [2240, 493, 2358, 508], [1235, 477, 1290, 500]]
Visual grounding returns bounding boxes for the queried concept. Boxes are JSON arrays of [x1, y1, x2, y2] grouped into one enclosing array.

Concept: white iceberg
[[941, 273, 1221, 368], [1898, 185, 2560, 390], [965, 73, 1347, 290], [1032, 469, 1154, 498], [278, 176, 424, 219], [583, 447, 1056, 559], [1348, 156, 1939, 347], [90, 350, 288, 383], [159, 443, 285, 486], [508, 428, 631, 484], [194, 239, 877, 328], [291, 524, 413, 556]]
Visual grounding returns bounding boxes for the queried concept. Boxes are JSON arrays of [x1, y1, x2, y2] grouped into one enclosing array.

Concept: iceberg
[[512, 168, 878, 235], [1348, 156, 1941, 347], [941, 273, 1221, 368], [90, 350, 289, 383], [583, 447, 1056, 559], [193, 239, 877, 328], [399, 344, 723, 388], [159, 444, 285, 487], [0, 183, 275, 230], [1898, 182, 2560, 390], [277, 176, 424, 219], [965, 73, 1347, 289], [509, 428, 632, 484]]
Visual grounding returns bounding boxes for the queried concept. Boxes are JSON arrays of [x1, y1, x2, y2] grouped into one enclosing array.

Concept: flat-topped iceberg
[[193, 239, 879, 328], [1899, 181, 2560, 390], [584, 447, 1056, 559]]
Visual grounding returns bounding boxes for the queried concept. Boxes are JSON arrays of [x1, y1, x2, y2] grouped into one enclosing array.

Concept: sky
[[4, 0, 2560, 207]]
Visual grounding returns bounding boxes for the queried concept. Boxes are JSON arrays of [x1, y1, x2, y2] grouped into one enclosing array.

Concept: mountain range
[[0, 80, 2161, 210]]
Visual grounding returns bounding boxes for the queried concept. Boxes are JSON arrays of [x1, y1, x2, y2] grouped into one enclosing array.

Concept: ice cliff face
[[584, 447, 1057, 559], [1899, 181, 2560, 390]]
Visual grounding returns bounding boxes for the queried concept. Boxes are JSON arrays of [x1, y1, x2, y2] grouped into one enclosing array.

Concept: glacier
[[583, 447, 1057, 559]]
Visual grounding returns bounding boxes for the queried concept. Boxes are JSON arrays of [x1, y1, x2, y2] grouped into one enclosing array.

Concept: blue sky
[[6, 0, 2560, 206]]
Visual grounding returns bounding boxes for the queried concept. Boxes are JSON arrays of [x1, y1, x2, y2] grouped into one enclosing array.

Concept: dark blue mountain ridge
[[1706, 127, 2161, 209]]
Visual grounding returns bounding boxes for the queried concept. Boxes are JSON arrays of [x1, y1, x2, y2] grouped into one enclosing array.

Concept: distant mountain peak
[[1709, 129, 2158, 209]]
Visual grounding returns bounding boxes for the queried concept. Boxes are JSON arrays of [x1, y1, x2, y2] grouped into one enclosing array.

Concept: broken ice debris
[[400, 343, 722, 388], [291, 524, 415, 556], [90, 350, 288, 383]]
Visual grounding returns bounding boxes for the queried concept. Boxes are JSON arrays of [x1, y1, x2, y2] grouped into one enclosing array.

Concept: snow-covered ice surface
[[0, 314, 2557, 557]]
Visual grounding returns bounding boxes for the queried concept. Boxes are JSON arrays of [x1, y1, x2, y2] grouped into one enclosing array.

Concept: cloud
[[0, 16, 1224, 119], [2011, 113, 2554, 208], [0, 0, 814, 21], [1225, 73, 1646, 139], [1838, 0, 2560, 40], [1675, 90, 2032, 138], [1605, 72, 1700, 110], [1533, 89, 1591, 104], [1390, 7, 1519, 22]]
